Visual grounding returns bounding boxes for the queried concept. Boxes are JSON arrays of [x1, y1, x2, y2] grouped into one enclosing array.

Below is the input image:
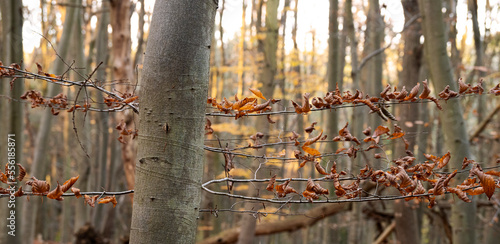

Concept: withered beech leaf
[[404, 83, 420, 101], [436, 152, 451, 169], [314, 161, 329, 175], [98, 195, 118, 208], [266, 175, 277, 192], [71, 187, 82, 198], [61, 175, 79, 193], [205, 118, 214, 135], [372, 126, 390, 138], [302, 190, 319, 202], [419, 79, 431, 99], [84, 195, 99, 207], [276, 179, 298, 197], [446, 187, 471, 203], [47, 182, 64, 201], [14, 186, 24, 197], [266, 114, 276, 124], [302, 146, 321, 157], [303, 130, 323, 147], [26, 176, 50, 194], [305, 122, 317, 134], [17, 163, 26, 182], [471, 165, 496, 200], [249, 88, 266, 100]]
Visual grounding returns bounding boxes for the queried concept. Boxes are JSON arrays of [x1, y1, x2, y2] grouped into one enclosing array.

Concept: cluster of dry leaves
[[262, 121, 500, 207], [207, 88, 280, 120], [0, 163, 117, 208], [302, 79, 498, 118]]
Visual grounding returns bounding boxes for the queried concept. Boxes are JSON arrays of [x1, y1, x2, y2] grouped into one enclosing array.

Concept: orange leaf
[[302, 146, 321, 157], [249, 88, 266, 100], [123, 96, 138, 104], [314, 161, 328, 175], [98, 195, 118, 208], [71, 187, 82, 198], [303, 130, 323, 147], [372, 126, 390, 138], [61, 175, 79, 193], [84, 195, 99, 207], [436, 152, 451, 169], [47, 183, 64, 201]]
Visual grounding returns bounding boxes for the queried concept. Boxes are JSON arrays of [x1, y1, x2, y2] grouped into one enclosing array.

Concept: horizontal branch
[[0, 190, 134, 199], [0, 65, 139, 113]]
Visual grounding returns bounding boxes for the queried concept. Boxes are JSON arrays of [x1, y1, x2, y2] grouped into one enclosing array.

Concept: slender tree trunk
[[129, 1, 217, 243], [110, 0, 137, 190], [134, 0, 146, 67], [0, 1, 23, 243], [237, 1, 279, 243], [393, 1, 423, 244], [419, 1, 476, 244], [91, 1, 111, 232], [327, 0, 339, 152], [20, 1, 77, 243]]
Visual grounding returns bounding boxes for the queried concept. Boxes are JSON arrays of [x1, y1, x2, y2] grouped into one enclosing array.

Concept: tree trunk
[[393, 1, 423, 244], [20, 0, 77, 243], [419, 1, 476, 244], [237, 1, 279, 243], [326, 0, 339, 152], [0, 1, 23, 243], [110, 0, 137, 190], [129, 1, 217, 243]]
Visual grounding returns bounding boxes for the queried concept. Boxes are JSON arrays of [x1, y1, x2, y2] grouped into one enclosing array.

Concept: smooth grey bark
[[0, 1, 23, 243], [419, 0, 475, 244], [20, 1, 77, 243], [129, 1, 217, 243]]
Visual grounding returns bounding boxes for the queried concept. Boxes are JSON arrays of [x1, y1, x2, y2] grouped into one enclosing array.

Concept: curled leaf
[[47, 183, 64, 201], [71, 187, 82, 198], [266, 175, 277, 192], [98, 195, 118, 208], [249, 88, 266, 100]]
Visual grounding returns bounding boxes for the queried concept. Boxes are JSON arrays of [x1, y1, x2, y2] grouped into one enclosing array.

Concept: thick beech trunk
[[129, 1, 217, 243]]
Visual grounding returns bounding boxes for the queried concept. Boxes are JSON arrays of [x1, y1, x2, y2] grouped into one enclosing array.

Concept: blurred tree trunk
[[91, 1, 111, 233], [129, 1, 217, 243], [73, 0, 93, 233], [326, 0, 339, 153], [344, 1, 363, 243], [419, 1, 476, 244], [467, 0, 487, 164], [393, 1, 422, 244], [237, 1, 279, 243], [20, 0, 77, 243], [362, 0, 385, 138], [110, 0, 137, 190], [0, 1, 23, 243], [134, 0, 146, 67]]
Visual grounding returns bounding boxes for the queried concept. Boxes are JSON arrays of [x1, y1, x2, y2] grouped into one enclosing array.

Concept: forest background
[[0, 0, 499, 244]]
